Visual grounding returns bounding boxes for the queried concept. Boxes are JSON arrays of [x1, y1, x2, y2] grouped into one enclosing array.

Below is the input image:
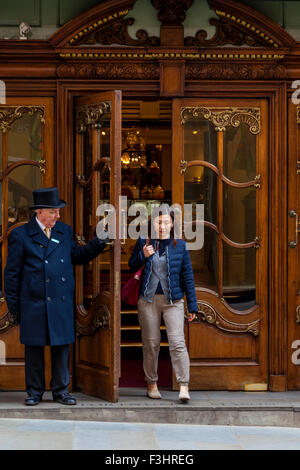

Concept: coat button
[[61, 277, 66, 282], [40, 245, 43, 248], [45, 260, 48, 264], [47, 297, 51, 301], [60, 259, 64, 263], [46, 278, 51, 283]]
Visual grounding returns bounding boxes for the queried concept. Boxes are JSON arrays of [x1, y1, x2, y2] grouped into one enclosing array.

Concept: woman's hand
[[188, 313, 196, 322], [143, 243, 155, 258]]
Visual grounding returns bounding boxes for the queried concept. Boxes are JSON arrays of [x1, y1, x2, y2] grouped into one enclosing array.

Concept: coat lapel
[[26, 217, 49, 255], [44, 223, 65, 258]]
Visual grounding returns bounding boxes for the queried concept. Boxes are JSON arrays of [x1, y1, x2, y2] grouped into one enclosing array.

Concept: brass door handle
[[289, 210, 300, 248]]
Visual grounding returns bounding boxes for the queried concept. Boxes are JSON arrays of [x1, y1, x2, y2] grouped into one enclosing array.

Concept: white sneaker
[[179, 386, 190, 403]]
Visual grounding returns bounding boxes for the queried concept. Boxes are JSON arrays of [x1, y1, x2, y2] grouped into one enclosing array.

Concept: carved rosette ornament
[[181, 106, 260, 134], [0, 106, 45, 133], [192, 301, 260, 336], [76, 101, 111, 133]]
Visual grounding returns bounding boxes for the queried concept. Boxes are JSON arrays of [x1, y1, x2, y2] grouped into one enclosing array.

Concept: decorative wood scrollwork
[[185, 17, 263, 47], [297, 107, 300, 125], [193, 300, 260, 336], [0, 106, 45, 133], [186, 63, 286, 81], [151, 0, 193, 25], [181, 106, 260, 134], [79, 17, 159, 46], [57, 63, 160, 80], [76, 101, 111, 133], [76, 292, 111, 335], [296, 305, 300, 323], [0, 312, 10, 333]]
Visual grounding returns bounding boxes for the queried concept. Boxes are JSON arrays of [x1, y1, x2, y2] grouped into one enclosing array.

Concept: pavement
[[1, 418, 300, 450], [2, 388, 300, 450]]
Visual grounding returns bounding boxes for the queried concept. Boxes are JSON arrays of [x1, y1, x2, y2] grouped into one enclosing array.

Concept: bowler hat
[[30, 187, 66, 209]]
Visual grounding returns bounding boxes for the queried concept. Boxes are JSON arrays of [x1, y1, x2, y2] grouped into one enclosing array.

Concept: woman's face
[[153, 214, 173, 239]]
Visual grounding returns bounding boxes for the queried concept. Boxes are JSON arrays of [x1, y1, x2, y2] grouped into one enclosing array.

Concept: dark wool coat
[[128, 237, 198, 313], [4, 217, 107, 346]]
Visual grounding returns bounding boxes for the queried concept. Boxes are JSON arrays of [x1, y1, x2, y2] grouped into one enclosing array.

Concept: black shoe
[[53, 393, 77, 405], [25, 396, 41, 406]]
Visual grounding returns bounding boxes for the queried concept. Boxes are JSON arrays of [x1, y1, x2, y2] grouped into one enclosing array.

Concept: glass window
[[8, 112, 43, 164]]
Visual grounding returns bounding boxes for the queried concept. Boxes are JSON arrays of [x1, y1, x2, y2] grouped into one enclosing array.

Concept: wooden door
[[74, 91, 121, 402], [0, 97, 54, 389], [287, 101, 300, 389], [173, 98, 268, 390]]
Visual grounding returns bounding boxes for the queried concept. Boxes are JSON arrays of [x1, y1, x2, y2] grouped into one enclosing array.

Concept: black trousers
[[25, 344, 70, 398]]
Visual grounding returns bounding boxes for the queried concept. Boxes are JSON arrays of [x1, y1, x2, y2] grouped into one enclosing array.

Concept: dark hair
[[149, 204, 177, 247]]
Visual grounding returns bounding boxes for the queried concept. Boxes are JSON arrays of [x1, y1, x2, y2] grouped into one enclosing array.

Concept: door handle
[[289, 210, 300, 248]]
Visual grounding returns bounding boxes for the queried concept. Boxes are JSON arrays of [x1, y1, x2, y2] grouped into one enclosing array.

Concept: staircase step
[[1, 390, 300, 427]]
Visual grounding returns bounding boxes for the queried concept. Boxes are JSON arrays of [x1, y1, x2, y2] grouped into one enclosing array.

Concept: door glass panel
[[184, 118, 217, 165], [189, 227, 218, 291], [82, 127, 93, 310], [223, 185, 256, 243], [8, 166, 41, 225], [223, 123, 256, 183], [184, 166, 217, 225], [8, 112, 43, 164], [223, 244, 256, 311]]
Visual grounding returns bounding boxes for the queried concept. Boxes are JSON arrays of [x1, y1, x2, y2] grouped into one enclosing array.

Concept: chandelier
[[121, 128, 147, 169]]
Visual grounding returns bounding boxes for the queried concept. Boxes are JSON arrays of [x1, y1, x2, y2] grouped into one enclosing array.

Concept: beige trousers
[[137, 294, 190, 385]]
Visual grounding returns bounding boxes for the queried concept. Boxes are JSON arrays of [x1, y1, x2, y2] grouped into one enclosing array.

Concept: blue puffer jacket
[[128, 237, 198, 313]]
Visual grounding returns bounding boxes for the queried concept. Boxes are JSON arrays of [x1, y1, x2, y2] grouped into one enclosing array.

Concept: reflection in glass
[[223, 244, 256, 311], [223, 185, 256, 243], [223, 123, 256, 183], [189, 227, 218, 291], [8, 166, 41, 225], [8, 112, 43, 164], [183, 118, 217, 165], [184, 166, 217, 225]]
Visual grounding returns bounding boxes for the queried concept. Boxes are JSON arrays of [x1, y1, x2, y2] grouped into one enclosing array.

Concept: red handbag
[[121, 267, 144, 306]]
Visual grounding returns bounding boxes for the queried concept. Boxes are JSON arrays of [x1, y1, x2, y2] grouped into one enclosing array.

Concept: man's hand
[[8, 311, 20, 326]]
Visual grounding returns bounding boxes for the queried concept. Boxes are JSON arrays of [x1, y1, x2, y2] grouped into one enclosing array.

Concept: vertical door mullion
[[217, 130, 224, 298], [2, 131, 8, 298]]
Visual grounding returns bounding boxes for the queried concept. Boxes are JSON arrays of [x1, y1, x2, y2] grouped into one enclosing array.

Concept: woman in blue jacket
[[128, 204, 198, 402]]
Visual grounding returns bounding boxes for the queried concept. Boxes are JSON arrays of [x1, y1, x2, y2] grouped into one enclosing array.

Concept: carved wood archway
[[50, 0, 294, 93]]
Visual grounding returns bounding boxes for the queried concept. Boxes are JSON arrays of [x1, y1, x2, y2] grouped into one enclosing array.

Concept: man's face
[[36, 208, 60, 228]]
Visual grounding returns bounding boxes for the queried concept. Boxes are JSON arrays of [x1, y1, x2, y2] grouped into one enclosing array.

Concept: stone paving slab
[[1, 418, 300, 450]]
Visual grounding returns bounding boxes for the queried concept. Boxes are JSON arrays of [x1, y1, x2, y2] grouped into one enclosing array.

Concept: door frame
[[58, 80, 287, 392]]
